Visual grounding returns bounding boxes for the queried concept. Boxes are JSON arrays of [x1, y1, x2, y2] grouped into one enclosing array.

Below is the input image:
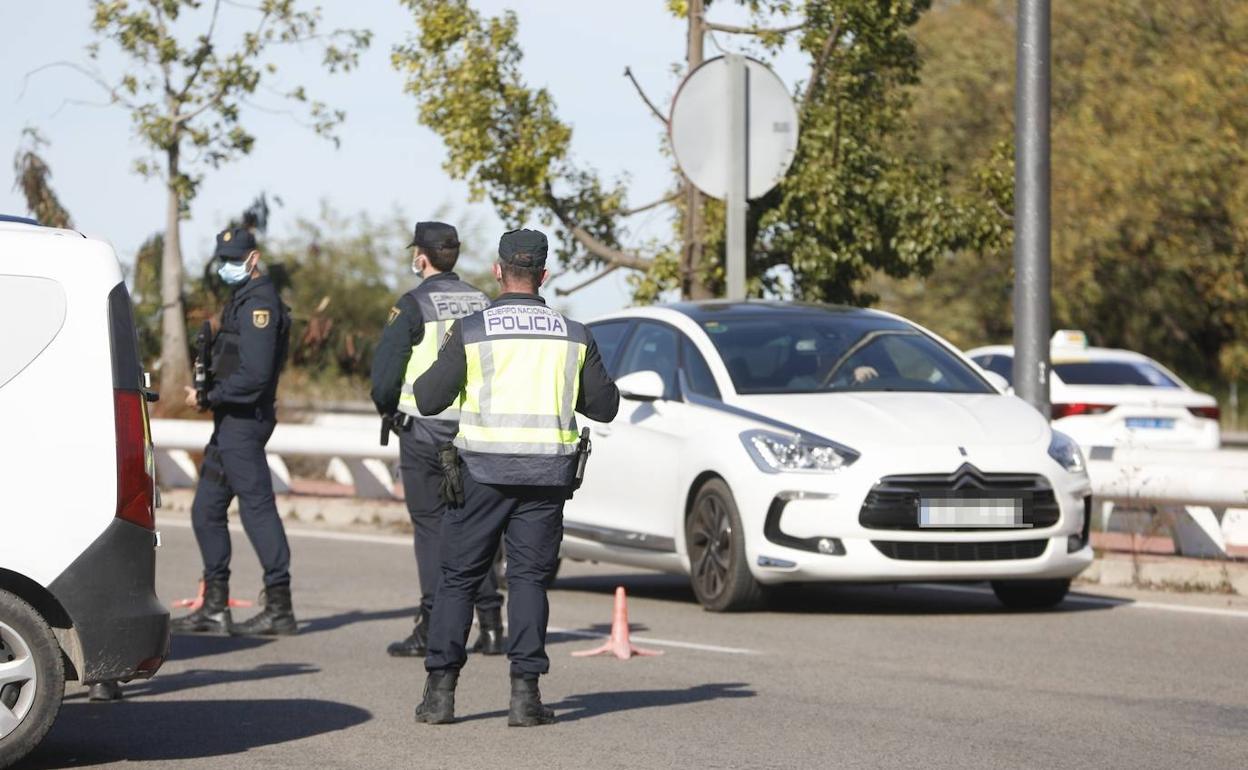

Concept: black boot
[[387, 608, 430, 657], [471, 607, 505, 656], [414, 670, 458, 725], [508, 675, 556, 727], [171, 580, 232, 635], [230, 584, 297, 636]]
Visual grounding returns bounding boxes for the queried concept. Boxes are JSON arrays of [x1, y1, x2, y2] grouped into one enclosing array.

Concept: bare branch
[[702, 17, 805, 36], [801, 20, 841, 107], [555, 264, 620, 297], [623, 67, 668, 125], [544, 185, 654, 272], [621, 191, 679, 217], [178, 0, 223, 98], [21, 61, 137, 110]]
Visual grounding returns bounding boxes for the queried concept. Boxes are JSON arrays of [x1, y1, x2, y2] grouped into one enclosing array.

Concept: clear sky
[[0, 1, 804, 318]]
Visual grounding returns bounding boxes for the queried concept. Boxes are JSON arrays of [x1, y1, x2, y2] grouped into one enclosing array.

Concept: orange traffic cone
[[171, 579, 254, 610], [571, 586, 663, 659]]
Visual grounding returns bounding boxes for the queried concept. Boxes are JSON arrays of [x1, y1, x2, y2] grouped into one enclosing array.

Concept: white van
[[0, 216, 169, 766]]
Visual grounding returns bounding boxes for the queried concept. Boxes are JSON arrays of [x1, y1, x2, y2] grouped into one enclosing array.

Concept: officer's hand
[[853, 366, 879, 383], [184, 386, 202, 410]]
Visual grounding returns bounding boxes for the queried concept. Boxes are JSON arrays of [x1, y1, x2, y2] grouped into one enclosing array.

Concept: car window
[[681, 337, 721, 400], [701, 313, 993, 395], [0, 275, 67, 390], [588, 320, 632, 377], [615, 321, 680, 400], [1053, 360, 1180, 388], [974, 354, 1014, 385]]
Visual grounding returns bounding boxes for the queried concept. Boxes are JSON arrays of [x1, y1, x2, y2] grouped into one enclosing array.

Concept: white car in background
[[562, 302, 1093, 612], [967, 331, 1220, 450]]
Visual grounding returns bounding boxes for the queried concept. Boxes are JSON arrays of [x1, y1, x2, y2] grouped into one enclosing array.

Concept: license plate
[[1125, 417, 1175, 430], [919, 497, 1026, 528]]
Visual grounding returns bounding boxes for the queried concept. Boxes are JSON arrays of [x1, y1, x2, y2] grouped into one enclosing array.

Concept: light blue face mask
[[217, 258, 251, 286]]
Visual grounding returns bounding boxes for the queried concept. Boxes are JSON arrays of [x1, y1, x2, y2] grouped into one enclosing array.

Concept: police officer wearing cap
[[410, 229, 620, 727], [370, 221, 504, 658], [172, 227, 295, 637]]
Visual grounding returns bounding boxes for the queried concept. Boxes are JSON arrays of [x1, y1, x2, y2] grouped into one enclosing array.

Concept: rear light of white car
[[109, 282, 156, 530], [1188, 406, 1220, 420], [1051, 403, 1114, 419], [114, 388, 155, 530]]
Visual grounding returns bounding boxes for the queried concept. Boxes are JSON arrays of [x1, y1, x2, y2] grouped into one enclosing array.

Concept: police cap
[[498, 229, 548, 268], [407, 221, 460, 251], [214, 227, 258, 261]]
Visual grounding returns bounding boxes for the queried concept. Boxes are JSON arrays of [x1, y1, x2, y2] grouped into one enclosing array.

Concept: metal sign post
[[725, 54, 749, 302], [1012, 0, 1052, 416]]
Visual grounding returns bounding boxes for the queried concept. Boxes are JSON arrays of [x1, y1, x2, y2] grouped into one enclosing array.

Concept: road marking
[[160, 518, 412, 547], [551, 627, 758, 656], [910, 582, 1248, 620]]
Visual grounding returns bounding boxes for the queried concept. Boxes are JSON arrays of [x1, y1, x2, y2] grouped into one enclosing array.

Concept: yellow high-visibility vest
[[396, 280, 489, 420]]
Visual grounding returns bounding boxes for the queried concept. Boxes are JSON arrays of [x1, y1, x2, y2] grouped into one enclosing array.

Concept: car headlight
[[1047, 430, 1086, 473], [741, 429, 860, 474]]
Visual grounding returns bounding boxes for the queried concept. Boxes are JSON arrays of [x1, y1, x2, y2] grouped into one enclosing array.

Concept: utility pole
[[683, 0, 711, 299], [1012, 0, 1052, 416]]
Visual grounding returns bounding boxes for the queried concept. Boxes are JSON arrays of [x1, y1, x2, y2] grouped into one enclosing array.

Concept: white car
[[0, 216, 168, 766], [967, 332, 1220, 450], [563, 302, 1093, 612]]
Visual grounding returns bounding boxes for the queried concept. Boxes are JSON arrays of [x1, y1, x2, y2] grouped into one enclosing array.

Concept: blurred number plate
[[919, 497, 1025, 528], [1125, 417, 1175, 430]]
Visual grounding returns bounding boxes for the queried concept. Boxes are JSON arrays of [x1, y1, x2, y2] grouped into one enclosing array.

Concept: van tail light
[[1188, 406, 1221, 421], [114, 389, 155, 530], [1051, 403, 1114, 420]]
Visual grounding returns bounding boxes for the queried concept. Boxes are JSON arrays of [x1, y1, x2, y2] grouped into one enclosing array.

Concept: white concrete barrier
[[1086, 446, 1248, 558]]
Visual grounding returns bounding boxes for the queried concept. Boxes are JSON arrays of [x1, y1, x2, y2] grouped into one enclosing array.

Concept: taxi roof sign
[[1051, 329, 1089, 350]]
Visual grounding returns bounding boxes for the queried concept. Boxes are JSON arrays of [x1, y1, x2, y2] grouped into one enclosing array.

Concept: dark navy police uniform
[[191, 244, 292, 590]]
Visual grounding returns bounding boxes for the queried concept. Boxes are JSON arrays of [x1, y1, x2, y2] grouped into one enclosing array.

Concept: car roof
[[966, 344, 1161, 364], [665, 299, 893, 321], [0, 218, 86, 240]]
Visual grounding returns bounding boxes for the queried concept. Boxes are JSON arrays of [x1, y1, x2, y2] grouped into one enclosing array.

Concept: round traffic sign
[[669, 55, 799, 201]]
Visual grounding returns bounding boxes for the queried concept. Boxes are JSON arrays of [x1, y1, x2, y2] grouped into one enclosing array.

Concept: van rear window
[[108, 282, 143, 390]]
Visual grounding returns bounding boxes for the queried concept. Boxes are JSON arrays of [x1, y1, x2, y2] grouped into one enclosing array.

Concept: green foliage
[[11, 128, 74, 229], [87, 0, 372, 204], [131, 231, 165, 365], [883, 0, 1248, 386], [394, 1, 992, 304]]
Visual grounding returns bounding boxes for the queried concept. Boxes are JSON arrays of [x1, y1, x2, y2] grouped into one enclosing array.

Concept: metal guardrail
[[1223, 431, 1248, 448], [150, 418, 1248, 558]]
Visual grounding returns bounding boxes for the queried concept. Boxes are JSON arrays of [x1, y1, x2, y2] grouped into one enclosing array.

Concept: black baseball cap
[[498, 229, 548, 268], [214, 227, 258, 261], [408, 221, 460, 250]]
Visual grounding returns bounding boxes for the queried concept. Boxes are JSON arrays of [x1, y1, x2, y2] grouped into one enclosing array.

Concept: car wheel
[[686, 478, 764, 612], [990, 578, 1071, 610], [0, 589, 64, 768]]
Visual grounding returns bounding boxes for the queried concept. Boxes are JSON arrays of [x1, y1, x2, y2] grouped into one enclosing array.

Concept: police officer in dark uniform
[[411, 229, 619, 727], [172, 227, 295, 637], [370, 221, 504, 658]]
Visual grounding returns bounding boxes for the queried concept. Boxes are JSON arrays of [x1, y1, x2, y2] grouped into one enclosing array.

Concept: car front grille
[[859, 464, 1061, 531], [871, 539, 1049, 561]]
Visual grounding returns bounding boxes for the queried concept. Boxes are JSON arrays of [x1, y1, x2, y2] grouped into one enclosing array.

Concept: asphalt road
[[22, 516, 1248, 770]]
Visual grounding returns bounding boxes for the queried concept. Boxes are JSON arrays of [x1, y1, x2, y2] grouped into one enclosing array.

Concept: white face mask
[[217, 259, 251, 286]]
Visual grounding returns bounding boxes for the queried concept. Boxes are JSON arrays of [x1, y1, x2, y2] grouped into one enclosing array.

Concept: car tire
[[0, 589, 64, 768], [990, 578, 1071, 610], [686, 478, 765, 612]]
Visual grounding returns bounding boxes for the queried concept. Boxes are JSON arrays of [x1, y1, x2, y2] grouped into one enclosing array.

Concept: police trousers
[[191, 407, 292, 588], [425, 474, 565, 677], [399, 430, 502, 615]]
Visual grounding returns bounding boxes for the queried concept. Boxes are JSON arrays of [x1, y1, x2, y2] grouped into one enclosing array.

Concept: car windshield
[[699, 312, 994, 395], [1053, 360, 1180, 388]]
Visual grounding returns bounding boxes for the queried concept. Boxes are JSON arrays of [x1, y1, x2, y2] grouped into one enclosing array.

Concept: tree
[[393, 0, 994, 304], [11, 128, 74, 229], [885, 0, 1248, 389], [32, 0, 370, 401]]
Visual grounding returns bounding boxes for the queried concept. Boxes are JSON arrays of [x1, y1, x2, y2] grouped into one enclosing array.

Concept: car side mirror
[[616, 370, 666, 402], [981, 370, 1010, 394]]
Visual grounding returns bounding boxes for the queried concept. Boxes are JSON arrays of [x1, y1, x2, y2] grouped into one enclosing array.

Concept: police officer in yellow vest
[[369, 221, 503, 658], [411, 229, 619, 727]]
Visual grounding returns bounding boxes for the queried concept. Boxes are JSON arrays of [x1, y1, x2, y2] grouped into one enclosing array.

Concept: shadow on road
[[165, 633, 274, 662], [24, 698, 371, 767], [453, 682, 755, 724], [63, 663, 319, 701], [297, 605, 419, 636], [553, 573, 1117, 616]]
